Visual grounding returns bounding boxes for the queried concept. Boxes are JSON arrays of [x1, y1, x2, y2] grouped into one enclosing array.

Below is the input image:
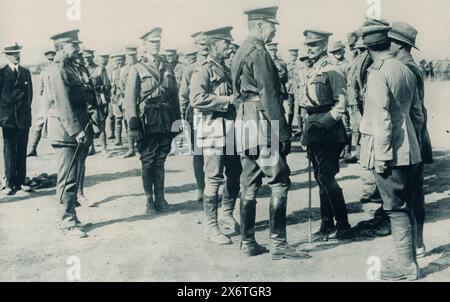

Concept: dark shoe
[[4, 187, 16, 196], [272, 245, 311, 260], [312, 221, 336, 237], [328, 225, 353, 240], [18, 185, 34, 193], [146, 202, 156, 215], [344, 154, 358, 164], [240, 242, 269, 257], [114, 140, 123, 146], [155, 199, 169, 212], [27, 149, 37, 157], [380, 262, 419, 281], [123, 150, 136, 158], [360, 190, 383, 204]]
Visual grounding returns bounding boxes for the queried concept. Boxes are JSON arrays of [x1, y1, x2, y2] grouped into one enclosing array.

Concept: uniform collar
[[396, 52, 413, 64], [207, 55, 224, 67]]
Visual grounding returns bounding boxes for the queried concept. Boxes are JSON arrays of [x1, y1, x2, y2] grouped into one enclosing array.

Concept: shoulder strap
[[135, 62, 164, 104]]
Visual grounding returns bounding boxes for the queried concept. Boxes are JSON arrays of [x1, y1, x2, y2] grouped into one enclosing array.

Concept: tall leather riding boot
[[108, 117, 115, 140], [142, 168, 155, 214], [240, 198, 268, 256], [381, 210, 419, 280], [114, 119, 123, 146], [193, 155, 205, 202], [123, 134, 136, 158], [204, 195, 231, 244], [269, 196, 287, 247], [27, 130, 42, 157], [77, 163, 89, 205], [153, 164, 169, 212]]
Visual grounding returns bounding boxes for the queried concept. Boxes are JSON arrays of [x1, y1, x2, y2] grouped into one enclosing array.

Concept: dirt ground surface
[[0, 79, 449, 282]]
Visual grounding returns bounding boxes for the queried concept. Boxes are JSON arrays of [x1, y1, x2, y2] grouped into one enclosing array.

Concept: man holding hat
[[179, 31, 209, 204], [231, 6, 309, 260], [124, 27, 181, 214], [120, 46, 139, 158], [301, 29, 352, 240], [359, 24, 424, 280], [27, 50, 56, 157], [389, 21, 432, 258], [47, 29, 99, 237], [190, 26, 242, 244], [0, 42, 33, 196]]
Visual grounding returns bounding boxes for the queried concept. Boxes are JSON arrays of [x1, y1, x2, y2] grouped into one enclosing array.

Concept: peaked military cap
[[299, 54, 310, 62], [44, 50, 56, 58], [363, 18, 390, 27], [288, 48, 299, 53], [203, 26, 234, 41], [3, 42, 23, 54], [329, 40, 346, 53], [165, 49, 178, 56], [50, 30, 82, 46], [82, 49, 95, 58], [125, 45, 138, 55], [388, 21, 419, 50], [361, 25, 392, 47], [191, 31, 207, 43], [140, 27, 162, 42], [303, 29, 333, 45], [98, 53, 110, 58], [185, 49, 197, 57], [244, 6, 279, 25]]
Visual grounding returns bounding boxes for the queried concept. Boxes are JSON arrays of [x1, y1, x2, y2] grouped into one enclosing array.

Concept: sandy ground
[[0, 79, 449, 282]]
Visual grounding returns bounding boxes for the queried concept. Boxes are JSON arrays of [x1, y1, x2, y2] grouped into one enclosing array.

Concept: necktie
[[13, 68, 18, 79]]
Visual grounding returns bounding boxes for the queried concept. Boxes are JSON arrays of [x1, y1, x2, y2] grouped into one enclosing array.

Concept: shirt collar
[[8, 62, 19, 72]]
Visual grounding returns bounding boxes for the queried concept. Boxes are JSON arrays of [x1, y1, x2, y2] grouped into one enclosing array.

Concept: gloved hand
[[280, 140, 292, 156]]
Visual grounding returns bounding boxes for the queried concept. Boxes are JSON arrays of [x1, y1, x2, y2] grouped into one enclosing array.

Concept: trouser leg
[[108, 112, 116, 139], [15, 128, 29, 188], [114, 117, 123, 146], [411, 163, 425, 248], [55, 146, 80, 222], [2, 127, 16, 189], [29, 120, 44, 155], [76, 144, 89, 197]]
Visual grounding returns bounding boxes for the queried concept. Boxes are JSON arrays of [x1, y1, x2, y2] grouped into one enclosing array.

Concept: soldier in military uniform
[[360, 25, 424, 280], [232, 6, 310, 260], [110, 53, 126, 146], [179, 31, 209, 203], [83, 49, 112, 158], [27, 50, 56, 157], [329, 40, 357, 163], [301, 29, 351, 240], [124, 27, 180, 213], [389, 21, 433, 258], [165, 49, 183, 89], [266, 43, 291, 132], [121, 46, 139, 158], [286, 48, 300, 136], [190, 26, 242, 244], [295, 54, 312, 145], [47, 30, 99, 237]]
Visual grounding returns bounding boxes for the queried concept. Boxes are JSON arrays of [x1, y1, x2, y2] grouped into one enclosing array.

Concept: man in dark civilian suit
[[0, 42, 33, 196]]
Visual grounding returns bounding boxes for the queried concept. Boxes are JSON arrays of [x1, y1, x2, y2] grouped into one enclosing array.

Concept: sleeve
[[253, 50, 290, 142], [48, 66, 82, 137], [410, 85, 424, 144], [368, 71, 393, 162], [39, 71, 45, 96], [179, 67, 192, 118], [27, 70, 33, 106], [328, 69, 348, 120], [123, 66, 140, 123], [190, 68, 231, 112]]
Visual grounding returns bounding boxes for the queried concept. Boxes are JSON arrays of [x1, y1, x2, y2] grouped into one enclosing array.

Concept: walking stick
[[59, 123, 90, 204], [308, 149, 312, 244]]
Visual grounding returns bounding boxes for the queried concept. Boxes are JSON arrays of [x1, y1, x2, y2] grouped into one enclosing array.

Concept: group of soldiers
[[0, 5, 434, 281], [419, 59, 450, 81]]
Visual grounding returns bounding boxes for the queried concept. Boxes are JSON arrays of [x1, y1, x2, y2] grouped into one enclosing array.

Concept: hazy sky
[[0, 0, 449, 65]]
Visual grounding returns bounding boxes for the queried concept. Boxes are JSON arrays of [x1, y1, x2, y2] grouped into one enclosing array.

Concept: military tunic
[[190, 56, 241, 202], [302, 55, 350, 229]]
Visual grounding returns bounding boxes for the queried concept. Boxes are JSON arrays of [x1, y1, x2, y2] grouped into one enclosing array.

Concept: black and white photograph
[[0, 0, 449, 284]]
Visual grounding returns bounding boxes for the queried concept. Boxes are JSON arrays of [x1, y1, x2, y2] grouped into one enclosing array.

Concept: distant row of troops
[[0, 5, 433, 280]]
